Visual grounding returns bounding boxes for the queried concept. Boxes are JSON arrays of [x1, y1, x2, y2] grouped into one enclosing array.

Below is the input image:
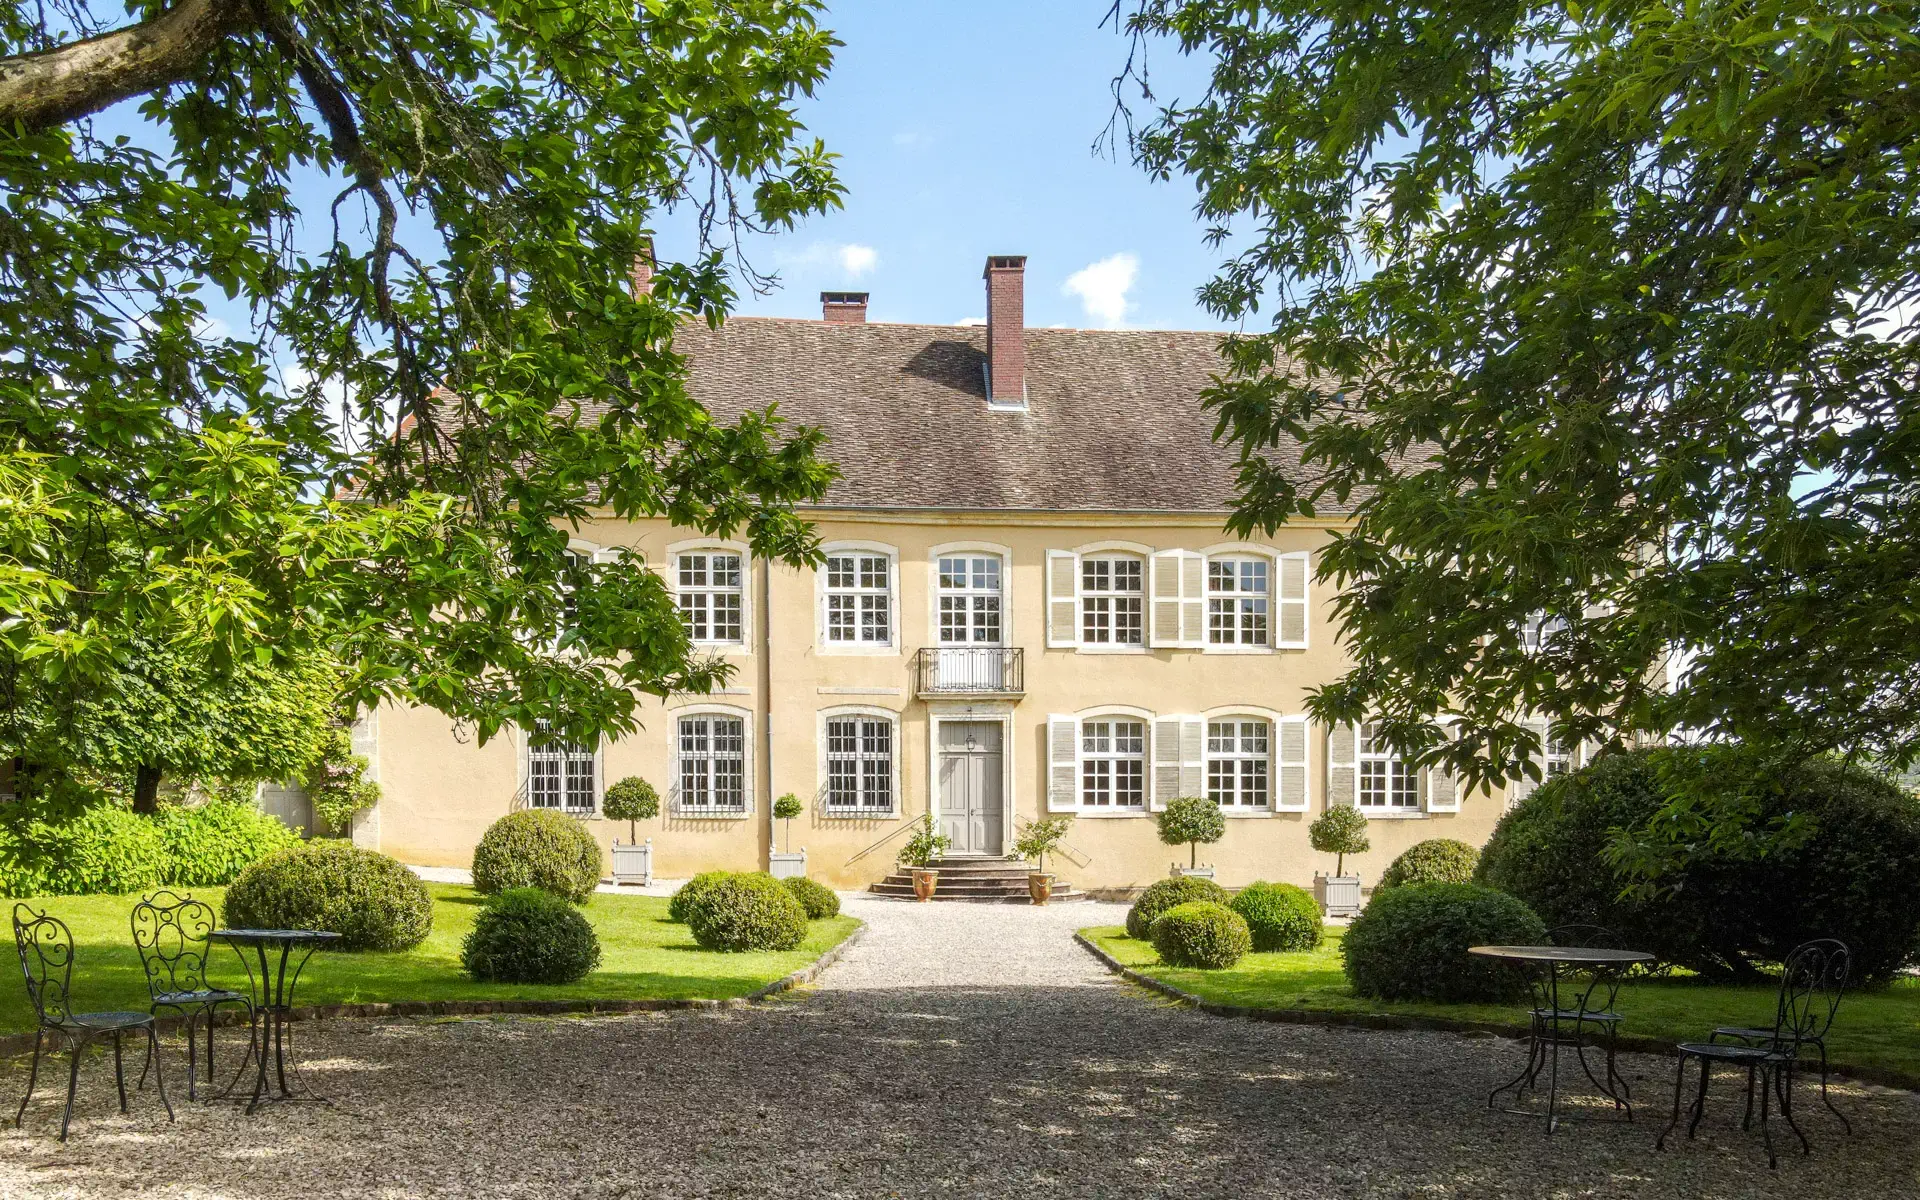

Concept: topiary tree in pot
[[602, 776, 659, 844], [1014, 816, 1073, 904], [899, 814, 951, 901], [773, 792, 803, 853], [1157, 796, 1226, 874], [1308, 804, 1371, 915]]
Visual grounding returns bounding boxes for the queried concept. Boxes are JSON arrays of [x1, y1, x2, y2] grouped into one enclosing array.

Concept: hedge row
[[0, 802, 300, 898]]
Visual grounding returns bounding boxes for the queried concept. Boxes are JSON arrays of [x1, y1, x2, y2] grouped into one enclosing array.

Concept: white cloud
[[776, 241, 879, 280], [1063, 253, 1139, 328], [892, 130, 929, 148], [837, 244, 878, 277], [955, 316, 987, 326]]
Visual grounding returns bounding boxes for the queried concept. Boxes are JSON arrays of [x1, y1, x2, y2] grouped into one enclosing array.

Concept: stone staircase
[[868, 856, 1088, 903]]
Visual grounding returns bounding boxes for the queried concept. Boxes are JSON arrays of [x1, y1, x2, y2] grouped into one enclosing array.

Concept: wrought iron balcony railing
[[912, 647, 1025, 697]]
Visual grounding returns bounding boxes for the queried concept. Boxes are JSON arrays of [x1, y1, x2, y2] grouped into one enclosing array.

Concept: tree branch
[[0, 0, 251, 133]]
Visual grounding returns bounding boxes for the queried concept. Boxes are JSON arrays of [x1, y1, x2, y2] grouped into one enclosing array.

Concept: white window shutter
[[1426, 720, 1462, 812], [1046, 550, 1079, 648], [1327, 722, 1358, 808], [1179, 553, 1206, 645], [741, 716, 756, 815], [1507, 716, 1550, 808], [1048, 715, 1079, 812], [667, 718, 683, 812], [1276, 551, 1309, 648], [1179, 717, 1206, 798], [1276, 717, 1309, 811], [1149, 551, 1183, 648], [590, 546, 621, 565], [1151, 716, 1182, 810]]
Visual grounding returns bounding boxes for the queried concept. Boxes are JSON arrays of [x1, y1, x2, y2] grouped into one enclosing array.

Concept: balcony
[[913, 647, 1025, 699]]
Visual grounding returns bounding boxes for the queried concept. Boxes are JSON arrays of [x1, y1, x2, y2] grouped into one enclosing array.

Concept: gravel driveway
[[3, 894, 1915, 1199]]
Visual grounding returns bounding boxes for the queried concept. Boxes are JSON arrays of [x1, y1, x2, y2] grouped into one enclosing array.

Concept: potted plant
[[899, 814, 951, 901], [1309, 804, 1371, 916], [769, 792, 807, 879], [1157, 796, 1226, 878], [602, 776, 659, 885], [1013, 816, 1072, 905]]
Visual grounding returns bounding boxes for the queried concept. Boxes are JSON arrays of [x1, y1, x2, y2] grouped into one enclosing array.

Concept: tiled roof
[[672, 317, 1328, 514]]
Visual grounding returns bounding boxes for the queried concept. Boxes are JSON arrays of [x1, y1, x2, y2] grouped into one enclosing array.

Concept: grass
[[1083, 924, 1920, 1084], [2, 883, 859, 1035]]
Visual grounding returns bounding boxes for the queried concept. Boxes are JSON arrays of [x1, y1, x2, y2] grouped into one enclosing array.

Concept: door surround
[[925, 702, 1016, 857]]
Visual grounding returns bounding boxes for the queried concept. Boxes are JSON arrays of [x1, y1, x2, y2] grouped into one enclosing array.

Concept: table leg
[[1543, 963, 1561, 1134], [247, 942, 272, 1115]]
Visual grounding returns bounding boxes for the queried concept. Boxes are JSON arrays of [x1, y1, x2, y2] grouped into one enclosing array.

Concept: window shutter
[[1276, 551, 1309, 648], [1151, 716, 1182, 810], [666, 718, 683, 813], [590, 546, 621, 565], [1150, 550, 1206, 648], [1179, 554, 1206, 645], [1149, 551, 1182, 647], [740, 716, 756, 815], [1046, 550, 1079, 648], [1048, 716, 1080, 812], [1327, 722, 1358, 808], [1179, 717, 1205, 798], [1276, 717, 1309, 811], [1507, 716, 1551, 808]]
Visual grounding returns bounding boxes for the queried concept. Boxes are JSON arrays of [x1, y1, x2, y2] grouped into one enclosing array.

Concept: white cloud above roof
[[1063, 252, 1138, 328]]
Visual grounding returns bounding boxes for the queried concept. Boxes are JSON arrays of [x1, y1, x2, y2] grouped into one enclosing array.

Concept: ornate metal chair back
[[131, 890, 219, 1001], [1548, 923, 1625, 1012], [12, 903, 76, 1027], [1772, 938, 1849, 1054]]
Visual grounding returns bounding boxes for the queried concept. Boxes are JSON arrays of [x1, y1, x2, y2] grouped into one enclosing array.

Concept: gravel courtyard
[[2, 894, 1916, 1199]]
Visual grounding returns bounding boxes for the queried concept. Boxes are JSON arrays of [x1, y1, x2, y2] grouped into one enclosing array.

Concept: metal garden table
[[1472, 944, 1654, 1133], [208, 929, 341, 1114]]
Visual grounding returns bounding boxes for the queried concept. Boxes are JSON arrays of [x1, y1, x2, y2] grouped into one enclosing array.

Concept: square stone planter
[[1172, 864, 1216, 880], [768, 849, 808, 880], [610, 839, 653, 887], [1316, 872, 1363, 917]]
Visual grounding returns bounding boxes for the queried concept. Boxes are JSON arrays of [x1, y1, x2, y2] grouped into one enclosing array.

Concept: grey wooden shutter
[[1048, 715, 1079, 811], [1151, 716, 1182, 810], [1276, 717, 1309, 811], [1327, 722, 1358, 808], [1046, 550, 1079, 648], [1276, 551, 1309, 648], [1507, 716, 1551, 808]]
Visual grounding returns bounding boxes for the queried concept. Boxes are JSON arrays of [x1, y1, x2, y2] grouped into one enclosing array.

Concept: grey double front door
[[937, 720, 1004, 856]]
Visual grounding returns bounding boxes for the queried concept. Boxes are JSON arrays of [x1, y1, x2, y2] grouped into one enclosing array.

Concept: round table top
[[1468, 945, 1654, 966], [212, 928, 343, 946]]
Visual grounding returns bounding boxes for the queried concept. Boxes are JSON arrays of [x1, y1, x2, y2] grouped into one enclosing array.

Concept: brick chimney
[[629, 237, 655, 298], [821, 291, 868, 323], [983, 255, 1026, 407]]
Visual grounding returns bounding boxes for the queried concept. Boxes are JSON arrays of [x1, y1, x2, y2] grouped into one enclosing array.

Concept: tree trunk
[[132, 764, 163, 815], [0, 0, 250, 133]]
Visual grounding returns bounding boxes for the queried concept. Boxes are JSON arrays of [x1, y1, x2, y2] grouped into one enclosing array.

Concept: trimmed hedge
[[1476, 749, 1920, 982], [1342, 882, 1546, 1003], [1229, 881, 1323, 952], [1150, 901, 1253, 969], [1126, 875, 1229, 940], [460, 888, 602, 984], [159, 802, 301, 887], [223, 841, 433, 951], [471, 809, 603, 903], [1377, 839, 1479, 891], [687, 873, 808, 952], [782, 876, 840, 919], [0, 806, 170, 897], [669, 871, 734, 924]]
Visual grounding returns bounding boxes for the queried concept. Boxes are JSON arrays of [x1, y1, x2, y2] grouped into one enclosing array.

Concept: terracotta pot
[[1027, 872, 1053, 906], [911, 868, 938, 902]]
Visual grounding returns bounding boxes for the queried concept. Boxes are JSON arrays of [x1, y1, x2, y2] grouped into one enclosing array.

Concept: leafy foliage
[[782, 875, 840, 919], [1377, 840, 1480, 892], [1342, 883, 1546, 1003], [461, 888, 602, 985], [1116, 0, 1920, 860], [1229, 881, 1323, 952], [772, 793, 804, 821], [1150, 900, 1253, 969], [0, 804, 169, 897], [1307, 806, 1370, 876], [158, 800, 301, 887], [668, 871, 733, 924], [304, 726, 380, 837], [602, 776, 660, 842], [1156, 797, 1225, 867], [223, 841, 432, 951], [686, 872, 807, 952], [899, 814, 951, 868], [1126, 875, 1228, 941], [1013, 816, 1073, 873], [470, 810, 603, 903]]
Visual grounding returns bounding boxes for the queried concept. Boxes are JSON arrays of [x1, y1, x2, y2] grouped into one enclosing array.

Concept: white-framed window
[[1206, 718, 1270, 809], [1358, 721, 1419, 811], [677, 551, 744, 643], [823, 551, 892, 646], [1208, 557, 1270, 646], [527, 722, 598, 814], [825, 713, 895, 814], [1544, 733, 1577, 777], [675, 712, 748, 814], [1522, 612, 1569, 653], [1081, 556, 1144, 645], [938, 554, 1002, 645], [1081, 718, 1147, 810]]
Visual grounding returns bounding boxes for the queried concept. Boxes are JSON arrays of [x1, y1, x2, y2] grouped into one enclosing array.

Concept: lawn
[[2, 883, 859, 1035], [1083, 925, 1920, 1085]]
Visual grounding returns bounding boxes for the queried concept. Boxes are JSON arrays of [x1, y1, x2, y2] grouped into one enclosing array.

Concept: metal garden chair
[[11, 903, 173, 1141], [131, 890, 253, 1101], [1708, 938, 1852, 1137], [1658, 939, 1849, 1168]]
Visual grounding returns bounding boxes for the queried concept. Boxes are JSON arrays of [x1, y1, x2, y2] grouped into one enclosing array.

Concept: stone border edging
[[0, 922, 866, 1060], [1073, 932, 1919, 1094]]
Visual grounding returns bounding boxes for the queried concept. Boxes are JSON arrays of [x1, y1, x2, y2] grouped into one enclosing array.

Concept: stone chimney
[[821, 291, 869, 323], [629, 238, 655, 298], [983, 255, 1026, 407]]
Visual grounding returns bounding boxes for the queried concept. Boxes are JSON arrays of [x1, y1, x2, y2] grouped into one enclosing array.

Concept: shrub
[[1014, 816, 1073, 874], [602, 776, 659, 842], [1377, 839, 1479, 891], [1229, 881, 1323, 952], [899, 814, 951, 868], [304, 726, 381, 836], [782, 875, 840, 919], [669, 870, 733, 923], [1157, 797, 1226, 868], [687, 872, 808, 952], [223, 841, 432, 951], [0, 805, 170, 897], [1309, 805, 1371, 876], [460, 888, 602, 983], [471, 809, 603, 903], [1150, 901, 1253, 969], [1477, 748, 1920, 982], [158, 801, 301, 887], [1126, 875, 1228, 940], [1342, 882, 1546, 1003]]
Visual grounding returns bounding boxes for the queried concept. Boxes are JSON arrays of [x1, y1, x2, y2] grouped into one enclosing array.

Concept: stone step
[[867, 882, 1089, 903]]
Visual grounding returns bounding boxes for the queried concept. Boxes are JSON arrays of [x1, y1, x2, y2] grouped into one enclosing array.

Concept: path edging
[[1073, 931, 1919, 1094], [0, 922, 866, 1060]]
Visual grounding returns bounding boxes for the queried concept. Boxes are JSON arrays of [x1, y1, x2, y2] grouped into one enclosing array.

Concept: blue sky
[[688, 1, 1230, 332]]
